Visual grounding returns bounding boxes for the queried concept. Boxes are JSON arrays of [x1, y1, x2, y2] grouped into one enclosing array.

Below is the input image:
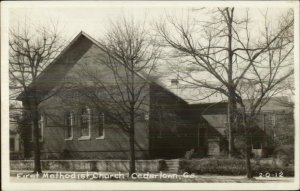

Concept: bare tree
[[272, 76, 294, 108], [9, 21, 65, 173], [157, 7, 293, 178], [234, 10, 293, 177], [63, 18, 160, 175]]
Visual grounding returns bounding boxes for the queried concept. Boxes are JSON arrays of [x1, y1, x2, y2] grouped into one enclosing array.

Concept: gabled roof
[[17, 31, 87, 100], [17, 31, 188, 104]]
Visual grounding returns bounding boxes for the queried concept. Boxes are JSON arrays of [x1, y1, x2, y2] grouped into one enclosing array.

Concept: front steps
[[165, 159, 180, 173]]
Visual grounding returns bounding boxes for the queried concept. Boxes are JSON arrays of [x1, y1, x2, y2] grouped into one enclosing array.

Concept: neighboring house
[[188, 97, 294, 157], [9, 122, 22, 159], [15, 31, 294, 160]]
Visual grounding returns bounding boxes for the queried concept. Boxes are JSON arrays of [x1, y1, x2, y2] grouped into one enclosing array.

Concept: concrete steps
[[165, 159, 180, 173]]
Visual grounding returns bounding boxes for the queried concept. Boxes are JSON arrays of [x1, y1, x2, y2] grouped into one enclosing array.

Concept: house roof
[[189, 96, 293, 112], [17, 31, 188, 104]]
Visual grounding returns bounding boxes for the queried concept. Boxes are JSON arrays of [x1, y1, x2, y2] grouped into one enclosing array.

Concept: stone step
[[167, 166, 179, 168], [168, 171, 178, 173], [166, 163, 179, 165], [168, 169, 178, 171], [165, 160, 180, 173]]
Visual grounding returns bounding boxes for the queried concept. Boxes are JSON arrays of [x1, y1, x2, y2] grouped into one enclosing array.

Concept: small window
[[79, 107, 91, 140], [65, 112, 73, 140], [97, 113, 105, 139], [271, 115, 276, 126]]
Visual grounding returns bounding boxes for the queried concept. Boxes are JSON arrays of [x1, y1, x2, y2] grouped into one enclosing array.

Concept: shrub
[[180, 158, 294, 177], [273, 145, 294, 165]]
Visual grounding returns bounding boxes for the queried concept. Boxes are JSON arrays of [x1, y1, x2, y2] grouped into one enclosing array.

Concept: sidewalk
[[10, 170, 295, 183]]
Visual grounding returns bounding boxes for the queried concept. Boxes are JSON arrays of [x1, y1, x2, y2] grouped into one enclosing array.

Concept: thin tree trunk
[[227, 102, 232, 158], [129, 111, 136, 176], [129, 67, 136, 176], [245, 132, 252, 179], [33, 105, 42, 173]]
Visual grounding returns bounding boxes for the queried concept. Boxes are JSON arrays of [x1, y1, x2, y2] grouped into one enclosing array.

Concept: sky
[[9, 6, 170, 40], [8, 2, 291, 40], [5, 1, 297, 103]]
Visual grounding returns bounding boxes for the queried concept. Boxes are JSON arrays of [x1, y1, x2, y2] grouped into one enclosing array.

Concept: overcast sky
[[5, 1, 297, 103], [8, 2, 292, 40]]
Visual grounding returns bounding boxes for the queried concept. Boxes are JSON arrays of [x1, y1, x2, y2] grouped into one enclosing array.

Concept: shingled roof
[[16, 31, 188, 104]]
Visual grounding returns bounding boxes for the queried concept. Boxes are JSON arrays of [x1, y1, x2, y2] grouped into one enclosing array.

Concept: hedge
[[180, 159, 294, 177]]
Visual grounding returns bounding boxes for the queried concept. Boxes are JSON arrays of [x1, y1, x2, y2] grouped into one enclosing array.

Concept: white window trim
[[78, 136, 91, 141], [96, 113, 105, 140], [64, 112, 74, 141], [78, 107, 91, 140], [31, 115, 44, 142], [271, 114, 276, 126]]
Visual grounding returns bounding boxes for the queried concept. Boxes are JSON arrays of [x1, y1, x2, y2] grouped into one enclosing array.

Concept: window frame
[[271, 114, 276, 126], [78, 107, 91, 140], [96, 112, 105, 140], [64, 112, 74, 141]]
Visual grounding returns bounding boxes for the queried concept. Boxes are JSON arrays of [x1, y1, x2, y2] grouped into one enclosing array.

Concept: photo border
[[1, 1, 299, 190]]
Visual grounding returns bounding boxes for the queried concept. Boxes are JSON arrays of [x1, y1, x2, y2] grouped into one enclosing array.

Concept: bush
[[180, 158, 294, 177], [273, 145, 294, 165]]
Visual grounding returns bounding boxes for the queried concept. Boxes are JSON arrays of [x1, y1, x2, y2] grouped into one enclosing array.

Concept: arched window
[[64, 112, 73, 140], [96, 112, 105, 139], [79, 107, 91, 139]]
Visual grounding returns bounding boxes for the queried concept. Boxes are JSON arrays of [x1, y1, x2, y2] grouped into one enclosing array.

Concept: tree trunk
[[129, 112, 136, 176], [128, 64, 136, 176], [241, 107, 252, 179], [33, 106, 42, 173], [21, 115, 32, 159], [245, 129, 252, 178], [227, 90, 237, 158], [227, 102, 233, 158], [226, 8, 236, 158]]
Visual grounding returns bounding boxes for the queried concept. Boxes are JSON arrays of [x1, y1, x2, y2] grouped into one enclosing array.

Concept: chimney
[[171, 79, 179, 86]]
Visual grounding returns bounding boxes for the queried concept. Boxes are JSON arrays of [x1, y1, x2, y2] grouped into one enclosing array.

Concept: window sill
[[96, 136, 105, 140], [78, 136, 91, 141], [64, 137, 73, 141]]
